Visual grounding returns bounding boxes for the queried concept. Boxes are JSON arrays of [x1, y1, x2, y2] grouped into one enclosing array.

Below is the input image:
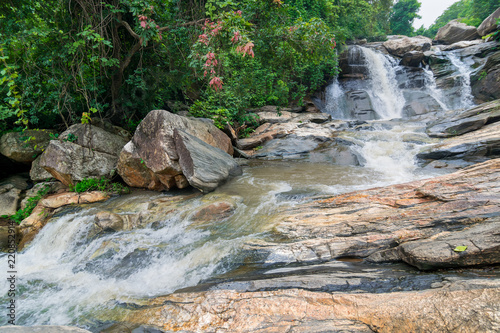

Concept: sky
[[413, 0, 460, 29]]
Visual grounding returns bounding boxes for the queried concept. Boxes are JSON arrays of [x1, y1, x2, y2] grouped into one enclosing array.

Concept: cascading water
[[446, 51, 475, 110], [361, 47, 406, 119]]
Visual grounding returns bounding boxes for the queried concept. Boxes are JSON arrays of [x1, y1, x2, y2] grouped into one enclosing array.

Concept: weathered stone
[[0, 176, 28, 216], [383, 36, 432, 57], [441, 39, 485, 51], [398, 220, 500, 270], [256, 111, 296, 124], [236, 129, 279, 150], [400, 50, 425, 67], [0, 129, 56, 163], [121, 282, 500, 332], [245, 159, 500, 266], [435, 19, 480, 45], [60, 124, 128, 156], [118, 110, 234, 192], [402, 91, 443, 117], [0, 326, 92, 333], [478, 7, 500, 36], [190, 201, 236, 223], [426, 99, 500, 137], [40, 140, 120, 186], [95, 211, 125, 231], [345, 90, 378, 120], [18, 191, 109, 250], [418, 121, 500, 161], [30, 155, 54, 182], [20, 181, 66, 210], [117, 142, 168, 191], [174, 129, 242, 193], [471, 51, 500, 103]]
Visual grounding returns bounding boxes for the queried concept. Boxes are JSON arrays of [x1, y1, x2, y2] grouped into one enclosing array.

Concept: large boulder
[[471, 50, 500, 103], [435, 19, 480, 45], [0, 129, 55, 163], [174, 129, 242, 193], [39, 124, 128, 186], [117, 110, 237, 192], [477, 7, 500, 37], [400, 50, 425, 67], [382, 36, 432, 57]]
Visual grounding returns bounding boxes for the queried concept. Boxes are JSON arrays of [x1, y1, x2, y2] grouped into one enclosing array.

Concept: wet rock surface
[[382, 36, 432, 57]]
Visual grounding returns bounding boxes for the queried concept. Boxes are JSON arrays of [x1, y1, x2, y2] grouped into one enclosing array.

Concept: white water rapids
[[0, 43, 478, 330]]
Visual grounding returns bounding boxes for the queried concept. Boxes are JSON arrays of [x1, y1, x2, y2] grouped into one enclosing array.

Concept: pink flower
[[140, 21, 146, 28], [236, 42, 254, 58], [231, 31, 241, 43], [209, 77, 223, 92], [236, 10, 242, 16]]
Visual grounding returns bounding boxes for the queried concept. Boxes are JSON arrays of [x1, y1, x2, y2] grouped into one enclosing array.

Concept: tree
[[389, 0, 421, 36]]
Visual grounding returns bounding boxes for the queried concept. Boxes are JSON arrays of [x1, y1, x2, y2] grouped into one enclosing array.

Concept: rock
[[0, 129, 55, 163], [345, 90, 378, 120], [418, 121, 500, 161], [174, 129, 242, 193], [30, 155, 54, 182], [400, 50, 425, 67], [245, 159, 500, 266], [119, 281, 500, 332], [383, 36, 432, 57], [0, 326, 92, 333], [471, 51, 500, 103], [20, 181, 66, 210], [94, 211, 125, 231], [18, 191, 109, 250], [116, 142, 168, 191], [118, 110, 234, 192], [236, 128, 279, 150], [256, 111, 296, 124], [190, 201, 237, 223], [435, 19, 480, 45], [402, 91, 443, 117], [440, 39, 485, 51], [398, 220, 500, 270], [478, 7, 500, 36], [0, 176, 28, 216], [37, 124, 128, 186], [0, 154, 30, 179], [60, 124, 128, 156], [426, 99, 500, 137], [40, 140, 120, 186]]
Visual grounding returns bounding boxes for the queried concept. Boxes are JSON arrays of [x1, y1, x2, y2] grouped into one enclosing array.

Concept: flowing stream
[[0, 43, 478, 329]]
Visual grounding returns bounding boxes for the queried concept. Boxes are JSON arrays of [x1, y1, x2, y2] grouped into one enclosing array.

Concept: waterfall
[[422, 65, 449, 111], [361, 47, 406, 119], [446, 52, 475, 110], [324, 78, 346, 119]]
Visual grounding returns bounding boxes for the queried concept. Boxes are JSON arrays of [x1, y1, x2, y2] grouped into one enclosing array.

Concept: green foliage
[[70, 177, 129, 195], [389, 0, 421, 36], [421, 0, 500, 38], [0, 0, 395, 134], [9, 184, 50, 224]]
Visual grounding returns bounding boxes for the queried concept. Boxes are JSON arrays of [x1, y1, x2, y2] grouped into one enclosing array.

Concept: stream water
[[0, 43, 478, 329]]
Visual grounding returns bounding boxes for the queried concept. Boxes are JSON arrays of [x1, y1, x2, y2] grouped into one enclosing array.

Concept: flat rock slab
[[418, 121, 500, 161], [121, 281, 500, 332], [426, 99, 500, 138], [0, 327, 91, 333], [245, 159, 500, 269]]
